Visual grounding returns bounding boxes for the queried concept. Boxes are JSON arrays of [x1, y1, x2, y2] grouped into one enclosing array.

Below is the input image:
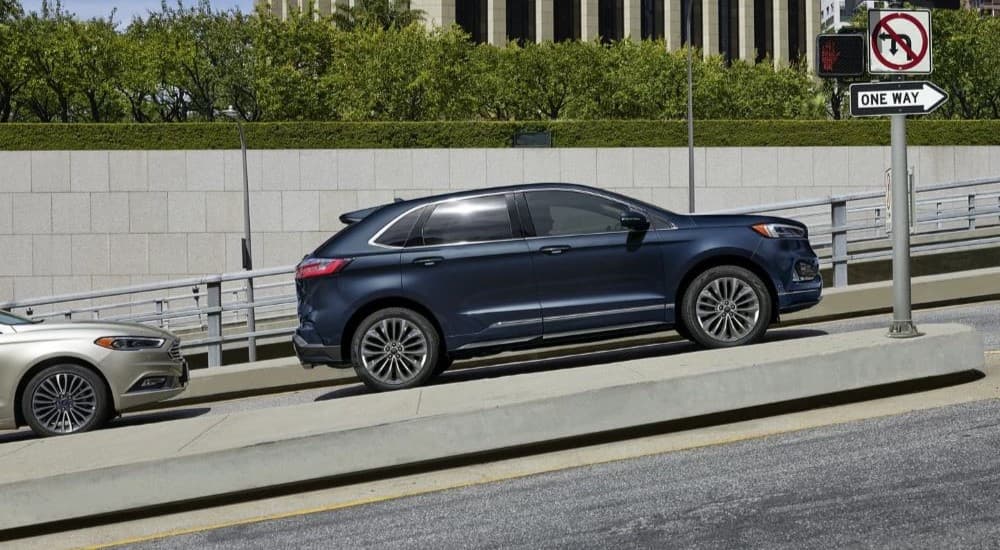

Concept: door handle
[[540, 245, 571, 255], [413, 256, 444, 267]]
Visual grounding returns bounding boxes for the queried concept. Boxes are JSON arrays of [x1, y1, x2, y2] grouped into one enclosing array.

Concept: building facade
[[260, 0, 822, 67]]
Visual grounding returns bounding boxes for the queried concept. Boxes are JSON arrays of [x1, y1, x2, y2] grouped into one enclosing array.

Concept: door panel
[[521, 190, 668, 336], [400, 194, 541, 350], [527, 233, 667, 336]]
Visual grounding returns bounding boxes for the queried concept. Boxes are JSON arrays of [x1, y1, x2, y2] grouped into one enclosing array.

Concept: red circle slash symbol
[[871, 13, 928, 71]]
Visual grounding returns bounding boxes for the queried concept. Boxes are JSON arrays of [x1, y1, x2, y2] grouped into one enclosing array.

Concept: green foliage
[[2, 0, 825, 124], [331, 0, 424, 31], [932, 9, 1000, 119], [3, 119, 1000, 151]]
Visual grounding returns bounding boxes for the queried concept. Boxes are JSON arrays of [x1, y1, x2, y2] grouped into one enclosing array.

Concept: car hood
[[10, 321, 176, 340], [687, 214, 806, 230]]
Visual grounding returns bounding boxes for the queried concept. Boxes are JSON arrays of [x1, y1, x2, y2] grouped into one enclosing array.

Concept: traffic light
[[816, 34, 866, 78]]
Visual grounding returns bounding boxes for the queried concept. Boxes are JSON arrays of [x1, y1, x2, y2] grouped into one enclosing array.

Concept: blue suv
[[294, 183, 821, 391]]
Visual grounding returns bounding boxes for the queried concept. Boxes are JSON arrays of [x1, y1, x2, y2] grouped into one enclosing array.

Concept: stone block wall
[[0, 146, 998, 303]]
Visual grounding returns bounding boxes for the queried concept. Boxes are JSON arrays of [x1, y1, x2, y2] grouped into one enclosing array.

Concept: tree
[[0, 0, 28, 122], [327, 25, 474, 120], [251, 6, 341, 120], [20, 2, 79, 121], [332, 0, 424, 31], [932, 9, 1000, 119]]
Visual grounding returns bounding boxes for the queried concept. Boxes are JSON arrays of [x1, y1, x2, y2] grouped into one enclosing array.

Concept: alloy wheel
[[30, 372, 98, 434], [695, 277, 761, 342], [360, 317, 429, 384]]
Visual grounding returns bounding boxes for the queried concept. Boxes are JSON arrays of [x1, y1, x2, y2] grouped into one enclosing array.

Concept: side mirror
[[620, 211, 649, 231]]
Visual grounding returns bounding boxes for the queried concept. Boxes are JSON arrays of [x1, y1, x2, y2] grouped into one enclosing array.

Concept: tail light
[[295, 258, 351, 280]]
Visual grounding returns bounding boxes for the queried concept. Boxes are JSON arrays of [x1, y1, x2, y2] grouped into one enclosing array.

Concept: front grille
[[168, 340, 183, 362]]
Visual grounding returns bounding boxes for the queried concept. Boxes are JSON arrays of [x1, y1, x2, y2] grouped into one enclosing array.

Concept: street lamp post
[[221, 106, 257, 362], [685, 0, 696, 213]]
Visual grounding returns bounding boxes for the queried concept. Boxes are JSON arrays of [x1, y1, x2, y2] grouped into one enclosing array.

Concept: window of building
[[420, 196, 513, 246], [788, 0, 807, 63], [598, 0, 624, 42], [554, 0, 581, 41], [718, 0, 740, 62], [508, 0, 537, 44], [456, 0, 488, 43], [641, 0, 664, 39], [754, 0, 773, 62], [525, 191, 629, 237], [680, 0, 703, 48]]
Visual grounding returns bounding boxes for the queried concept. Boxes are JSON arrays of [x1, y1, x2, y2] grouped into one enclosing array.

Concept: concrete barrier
[[0, 324, 982, 532]]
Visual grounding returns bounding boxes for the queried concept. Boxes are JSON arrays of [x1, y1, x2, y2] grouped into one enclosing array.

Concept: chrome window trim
[[367, 187, 677, 250]]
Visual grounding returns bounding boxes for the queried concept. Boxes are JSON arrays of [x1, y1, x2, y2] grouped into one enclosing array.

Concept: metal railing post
[[154, 299, 164, 328], [206, 281, 223, 367], [936, 201, 942, 230], [968, 194, 976, 230], [831, 200, 849, 288]]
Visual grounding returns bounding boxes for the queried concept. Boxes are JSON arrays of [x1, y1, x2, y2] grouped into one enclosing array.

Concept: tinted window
[[525, 191, 628, 237], [374, 207, 423, 247], [421, 195, 513, 246]]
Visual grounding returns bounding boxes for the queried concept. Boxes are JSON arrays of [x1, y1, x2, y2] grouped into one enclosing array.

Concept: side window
[[374, 207, 423, 247], [525, 191, 628, 237], [421, 195, 513, 246]]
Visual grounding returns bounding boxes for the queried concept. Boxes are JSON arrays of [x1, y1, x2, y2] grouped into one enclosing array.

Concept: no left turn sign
[[868, 9, 933, 74]]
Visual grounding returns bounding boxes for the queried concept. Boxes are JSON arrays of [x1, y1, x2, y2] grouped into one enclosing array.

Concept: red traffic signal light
[[816, 34, 866, 78]]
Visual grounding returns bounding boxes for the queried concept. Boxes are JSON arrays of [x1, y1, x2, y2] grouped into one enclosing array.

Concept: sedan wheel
[[352, 308, 441, 391], [22, 364, 110, 437], [682, 266, 772, 348]]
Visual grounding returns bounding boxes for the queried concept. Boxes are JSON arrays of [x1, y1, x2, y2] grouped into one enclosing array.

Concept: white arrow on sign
[[849, 81, 949, 117]]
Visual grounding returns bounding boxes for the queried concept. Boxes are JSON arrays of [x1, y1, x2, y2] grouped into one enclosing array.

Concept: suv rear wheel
[[351, 307, 441, 391], [681, 265, 772, 348]]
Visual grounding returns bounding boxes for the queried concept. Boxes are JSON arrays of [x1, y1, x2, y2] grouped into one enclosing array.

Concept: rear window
[[419, 195, 513, 246], [374, 208, 423, 247]]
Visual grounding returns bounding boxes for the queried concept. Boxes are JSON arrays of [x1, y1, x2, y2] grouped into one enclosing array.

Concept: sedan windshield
[[0, 310, 38, 325]]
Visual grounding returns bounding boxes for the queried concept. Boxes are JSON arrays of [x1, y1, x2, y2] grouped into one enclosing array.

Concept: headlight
[[95, 337, 165, 350], [751, 223, 808, 239]]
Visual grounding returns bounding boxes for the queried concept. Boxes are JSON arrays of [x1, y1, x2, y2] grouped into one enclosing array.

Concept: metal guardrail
[[2, 175, 999, 367]]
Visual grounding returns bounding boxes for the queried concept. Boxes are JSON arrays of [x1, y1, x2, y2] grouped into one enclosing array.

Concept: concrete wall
[[1, 146, 998, 303]]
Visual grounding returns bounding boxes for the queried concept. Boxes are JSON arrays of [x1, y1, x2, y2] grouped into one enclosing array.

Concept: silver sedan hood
[[10, 321, 176, 340]]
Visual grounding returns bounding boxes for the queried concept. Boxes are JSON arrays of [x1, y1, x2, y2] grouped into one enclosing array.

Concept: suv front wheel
[[351, 307, 441, 392], [681, 265, 772, 348]]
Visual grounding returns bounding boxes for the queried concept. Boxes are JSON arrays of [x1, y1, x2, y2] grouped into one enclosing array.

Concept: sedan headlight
[[751, 223, 808, 239], [95, 336, 165, 350]]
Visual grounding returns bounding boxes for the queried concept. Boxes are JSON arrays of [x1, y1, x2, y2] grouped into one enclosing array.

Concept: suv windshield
[[0, 310, 38, 325]]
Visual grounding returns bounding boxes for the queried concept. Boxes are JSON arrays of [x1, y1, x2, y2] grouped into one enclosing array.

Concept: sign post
[[856, 8, 938, 338]]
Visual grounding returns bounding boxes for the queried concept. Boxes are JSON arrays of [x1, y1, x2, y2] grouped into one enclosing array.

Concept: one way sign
[[850, 81, 948, 117]]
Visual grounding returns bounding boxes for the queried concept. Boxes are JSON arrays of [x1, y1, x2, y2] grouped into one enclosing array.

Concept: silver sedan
[[0, 310, 188, 437]]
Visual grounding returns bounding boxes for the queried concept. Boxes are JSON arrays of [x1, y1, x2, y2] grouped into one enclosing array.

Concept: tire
[[351, 307, 441, 392], [681, 265, 772, 349], [21, 364, 111, 437], [673, 319, 694, 342]]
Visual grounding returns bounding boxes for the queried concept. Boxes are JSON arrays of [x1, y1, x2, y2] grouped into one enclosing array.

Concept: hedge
[[2, 120, 1000, 150]]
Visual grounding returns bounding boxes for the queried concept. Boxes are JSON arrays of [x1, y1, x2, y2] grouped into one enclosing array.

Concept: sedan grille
[[168, 340, 183, 361]]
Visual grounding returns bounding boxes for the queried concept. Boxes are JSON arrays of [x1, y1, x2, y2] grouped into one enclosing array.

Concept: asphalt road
[[121, 398, 1000, 550], [1, 300, 997, 445]]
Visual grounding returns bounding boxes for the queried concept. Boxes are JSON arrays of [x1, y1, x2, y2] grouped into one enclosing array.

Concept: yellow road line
[[88, 351, 1000, 548]]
